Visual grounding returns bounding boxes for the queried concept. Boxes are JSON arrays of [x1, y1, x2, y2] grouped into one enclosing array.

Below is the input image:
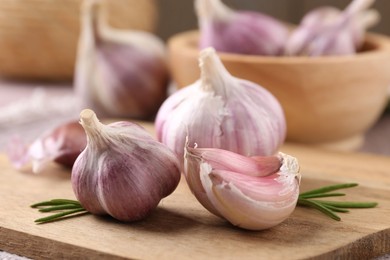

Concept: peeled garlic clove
[[195, 0, 289, 55], [71, 109, 181, 222], [155, 47, 286, 166], [74, 0, 169, 119], [285, 0, 379, 56], [185, 145, 300, 230], [7, 121, 87, 173]]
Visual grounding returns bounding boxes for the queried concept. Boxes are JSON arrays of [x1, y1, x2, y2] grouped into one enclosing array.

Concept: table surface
[[0, 80, 389, 259]]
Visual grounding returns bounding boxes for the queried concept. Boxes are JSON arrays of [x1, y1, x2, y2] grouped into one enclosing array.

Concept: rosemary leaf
[[49, 199, 82, 205], [297, 199, 341, 221], [35, 208, 87, 224], [38, 204, 84, 213], [309, 200, 378, 208], [299, 192, 345, 199], [31, 199, 81, 208], [322, 204, 350, 213], [299, 183, 358, 197]]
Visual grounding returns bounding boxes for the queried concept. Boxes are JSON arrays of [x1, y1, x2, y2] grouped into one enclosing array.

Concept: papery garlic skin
[[284, 0, 379, 56], [155, 47, 286, 165], [71, 109, 181, 222], [195, 0, 289, 55], [74, 0, 169, 119], [184, 145, 300, 230]]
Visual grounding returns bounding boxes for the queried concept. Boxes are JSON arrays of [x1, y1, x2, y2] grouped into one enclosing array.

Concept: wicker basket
[[0, 0, 157, 80]]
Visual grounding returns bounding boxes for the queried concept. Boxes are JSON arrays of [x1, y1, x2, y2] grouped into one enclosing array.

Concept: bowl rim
[[168, 30, 390, 64]]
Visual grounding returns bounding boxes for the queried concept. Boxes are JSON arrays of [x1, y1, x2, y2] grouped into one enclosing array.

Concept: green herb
[[32, 183, 378, 224], [297, 183, 377, 221], [31, 199, 89, 224]]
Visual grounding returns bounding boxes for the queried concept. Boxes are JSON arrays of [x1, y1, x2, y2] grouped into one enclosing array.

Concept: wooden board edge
[[307, 228, 390, 260], [0, 227, 127, 260]]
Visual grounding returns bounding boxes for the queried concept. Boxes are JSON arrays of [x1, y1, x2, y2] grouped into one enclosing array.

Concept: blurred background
[[0, 0, 388, 80], [0, 0, 389, 153], [156, 0, 390, 40]]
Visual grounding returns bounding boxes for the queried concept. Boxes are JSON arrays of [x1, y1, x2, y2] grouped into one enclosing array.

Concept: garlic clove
[[185, 145, 300, 230], [186, 145, 281, 177], [200, 169, 299, 230], [184, 144, 283, 216], [156, 47, 286, 167], [74, 0, 169, 119], [195, 0, 289, 55], [72, 109, 181, 222], [7, 121, 87, 173]]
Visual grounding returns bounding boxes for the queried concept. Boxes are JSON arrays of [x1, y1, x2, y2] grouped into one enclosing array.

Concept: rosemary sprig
[[297, 183, 378, 221], [31, 199, 89, 224]]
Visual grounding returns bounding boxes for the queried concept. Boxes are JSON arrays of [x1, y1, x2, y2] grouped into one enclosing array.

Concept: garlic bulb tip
[[80, 108, 96, 122]]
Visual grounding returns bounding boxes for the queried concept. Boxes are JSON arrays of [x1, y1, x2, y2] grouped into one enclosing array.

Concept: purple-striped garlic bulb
[[184, 144, 300, 230], [195, 0, 289, 56], [284, 0, 380, 56], [71, 109, 181, 222], [155, 47, 286, 167], [74, 0, 169, 119]]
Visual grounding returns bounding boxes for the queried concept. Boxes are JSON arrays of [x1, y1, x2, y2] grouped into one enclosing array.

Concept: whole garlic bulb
[[284, 0, 379, 56], [184, 144, 300, 230], [71, 109, 181, 222], [155, 48, 286, 166], [195, 0, 289, 55], [74, 0, 169, 119]]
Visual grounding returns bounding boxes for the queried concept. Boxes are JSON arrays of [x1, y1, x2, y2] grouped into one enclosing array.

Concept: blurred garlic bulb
[[184, 144, 300, 230], [155, 47, 286, 166], [285, 0, 379, 56], [74, 0, 169, 119], [72, 109, 181, 222], [195, 0, 289, 55]]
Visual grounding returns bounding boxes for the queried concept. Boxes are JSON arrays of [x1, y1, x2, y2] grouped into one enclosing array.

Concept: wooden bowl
[[0, 0, 157, 80], [168, 30, 390, 150]]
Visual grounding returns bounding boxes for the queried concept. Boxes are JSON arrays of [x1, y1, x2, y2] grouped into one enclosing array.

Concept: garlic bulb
[[74, 0, 169, 119], [184, 144, 300, 230], [7, 121, 87, 173], [195, 0, 289, 55], [284, 0, 379, 56], [155, 47, 286, 165], [71, 109, 181, 222]]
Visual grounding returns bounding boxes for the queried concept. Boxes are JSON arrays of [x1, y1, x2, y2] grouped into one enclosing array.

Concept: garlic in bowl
[[168, 30, 390, 150]]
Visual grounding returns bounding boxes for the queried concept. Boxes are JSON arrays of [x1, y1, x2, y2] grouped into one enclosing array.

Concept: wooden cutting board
[[1, 122, 389, 259]]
